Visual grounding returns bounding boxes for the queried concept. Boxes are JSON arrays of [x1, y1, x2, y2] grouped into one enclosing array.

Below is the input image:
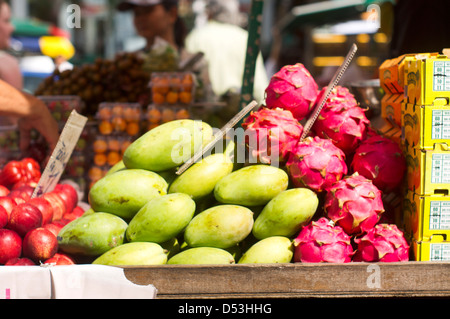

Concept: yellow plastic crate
[[403, 191, 450, 242], [411, 236, 450, 261], [404, 142, 450, 195], [404, 54, 450, 105], [402, 100, 450, 150]]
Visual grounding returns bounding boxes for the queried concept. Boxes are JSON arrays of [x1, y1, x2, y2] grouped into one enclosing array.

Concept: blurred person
[[117, 0, 187, 52], [0, 0, 21, 90], [117, 0, 214, 105], [185, 0, 268, 104], [54, 55, 74, 73], [0, 79, 59, 153]]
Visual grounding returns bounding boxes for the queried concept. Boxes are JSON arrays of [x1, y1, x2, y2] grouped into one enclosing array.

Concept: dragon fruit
[[312, 86, 370, 155], [286, 136, 347, 192], [324, 173, 384, 235], [353, 223, 410, 262], [293, 217, 354, 263], [242, 107, 303, 164], [265, 63, 319, 121], [351, 134, 406, 193]]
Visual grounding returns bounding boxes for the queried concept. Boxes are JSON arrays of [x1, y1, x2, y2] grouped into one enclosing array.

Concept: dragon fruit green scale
[[324, 173, 384, 235], [353, 223, 410, 262], [286, 136, 348, 193], [265, 63, 319, 121]]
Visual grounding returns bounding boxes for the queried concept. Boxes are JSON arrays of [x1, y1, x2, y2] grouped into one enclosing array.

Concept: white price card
[[32, 110, 87, 198]]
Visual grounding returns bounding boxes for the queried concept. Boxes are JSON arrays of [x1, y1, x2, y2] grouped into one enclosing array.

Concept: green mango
[[88, 169, 168, 220], [92, 242, 168, 265], [123, 120, 213, 172], [57, 212, 128, 257], [167, 247, 235, 265], [169, 153, 234, 200], [214, 164, 289, 206], [252, 188, 319, 240], [105, 160, 126, 176], [184, 205, 253, 249], [126, 193, 196, 243], [238, 236, 293, 264]]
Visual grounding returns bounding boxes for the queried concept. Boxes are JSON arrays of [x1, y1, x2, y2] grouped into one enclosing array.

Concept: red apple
[[41, 192, 66, 221], [0, 206, 8, 228], [27, 197, 54, 225], [71, 206, 85, 218], [9, 185, 34, 201], [0, 229, 22, 264], [8, 203, 43, 237], [53, 184, 78, 214], [5, 257, 36, 266], [0, 185, 9, 196], [0, 196, 17, 221], [43, 222, 64, 237], [43, 253, 75, 266], [9, 194, 26, 205], [22, 227, 58, 262]]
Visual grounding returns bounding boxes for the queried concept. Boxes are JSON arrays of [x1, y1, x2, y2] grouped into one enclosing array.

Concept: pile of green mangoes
[[56, 119, 320, 265]]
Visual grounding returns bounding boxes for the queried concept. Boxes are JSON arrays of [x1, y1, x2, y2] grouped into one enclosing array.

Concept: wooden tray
[[121, 262, 450, 299]]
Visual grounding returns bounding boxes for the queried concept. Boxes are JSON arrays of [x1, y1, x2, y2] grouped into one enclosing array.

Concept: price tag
[[32, 110, 87, 198]]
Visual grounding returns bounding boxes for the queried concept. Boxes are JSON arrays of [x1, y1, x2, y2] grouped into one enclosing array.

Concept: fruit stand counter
[[121, 262, 450, 299]]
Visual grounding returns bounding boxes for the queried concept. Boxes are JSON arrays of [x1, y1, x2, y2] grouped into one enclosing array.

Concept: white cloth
[[185, 21, 269, 103]]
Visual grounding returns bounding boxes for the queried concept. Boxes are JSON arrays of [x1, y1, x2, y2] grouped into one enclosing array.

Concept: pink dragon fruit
[[286, 136, 347, 192], [353, 223, 410, 262], [324, 173, 384, 235], [242, 107, 303, 164], [293, 217, 354, 263], [351, 134, 406, 193], [265, 63, 319, 121], [312, 86, 370, 155]]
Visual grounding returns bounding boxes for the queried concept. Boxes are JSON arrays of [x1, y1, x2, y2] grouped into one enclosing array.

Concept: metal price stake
[[301, 43, 358, 140], [31, 110, 88, 198], [175, 100, 259, 176]]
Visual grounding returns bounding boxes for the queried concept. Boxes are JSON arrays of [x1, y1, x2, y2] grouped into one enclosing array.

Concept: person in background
[[185, 0, 269, 104], [117, 0, 186, 52], [0, 0, 22, 90], [54, 55, 74, 73], [0, 79, 59, 153]]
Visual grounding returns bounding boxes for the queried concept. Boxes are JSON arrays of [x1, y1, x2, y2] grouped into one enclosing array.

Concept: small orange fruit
[[152, 92, 165, 104], [97, 107, 112, 120], [93, 138, 108, 153], [152, 77, 170, 94], [108, 138, 121, 152], [176, 108, 190, 119], [112, 117, 127, 131], [94, 153, 107, 166], [99, 121, 113, 135], [147, 108, 162, 123], [88, 166, 103, 181], [166, 91, 178, 104], [126, 121, 140, 136], [107, 151, 121, 166], [179, 91, 192, 104], [161, 109, 176, 122]]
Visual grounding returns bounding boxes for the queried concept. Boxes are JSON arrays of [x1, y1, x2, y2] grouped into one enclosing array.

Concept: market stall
[[0, 0, 449, 300]]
